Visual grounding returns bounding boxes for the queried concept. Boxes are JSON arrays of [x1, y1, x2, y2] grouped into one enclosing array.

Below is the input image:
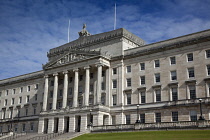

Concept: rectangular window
[[155, 89, 161, 102], [25, 108, 28, 116], [155, 73, 160, 83], [50, 91, 53, 98], [189, 85, 196, 99], [12, 98, 15, 105], [126, 78, 132, 87], [126, 115, 131, 124], [101, 82, 105, 90], [112, 80, 117, 89], [155, 113, 161, 123], [22, 124, 26, 132], [113, 68, 117, 75], [6, 90, 9, 96], [51, 81, 54, 86], [171, 87, 178, 101], [170, 56, 176, 65], [35, 84, 39, 89], [190, 111, 197, 121], [59, 89, 63, 96], [58, 102, 62, 108], [28, 86, 30, 92], [19, 97, 22, 104], [49, 103, 52, 110], [140, 114, 145, 123], [207, 65, 210, 76], [102, 71, 105, 77], [172, 111, 178, 122], [79, 75, 83, 81], [30, 123, 34, 131], [13, 89, 16, 94], [90, 84, 94, 92], [171, 71, 177, 81], [101, 95, 105, 105], [126, 65, 131, 73], [5, 99, 7, 106], [26, 95, 30, 103], [69, 87, 72, 95], [188, 68, 195, 78], [140, 63, 145, 70], [140, 91, 146, 103], [20, 87, 23, 93], [206, 50, 210, 58], [140, 76, 145, 85], [127, 94, 131, 105], [17, 109, 20, 117], [90, 73, 94, 79], [154, 60, 160, 68], [187, 53, 193, 62], [35, 94, 38, 101], [33, 107, 36, 115], [69, 77, 73, 83], [78, 86, 83, 93], [113, 95, 117, 106]]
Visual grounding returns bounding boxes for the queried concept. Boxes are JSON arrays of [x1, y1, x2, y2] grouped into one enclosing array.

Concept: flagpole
[[114, 3, 116, 30], [68, 19, 70, 42]]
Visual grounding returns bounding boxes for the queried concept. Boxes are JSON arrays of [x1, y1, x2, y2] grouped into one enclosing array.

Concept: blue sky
[[0, 0, 210, 80]]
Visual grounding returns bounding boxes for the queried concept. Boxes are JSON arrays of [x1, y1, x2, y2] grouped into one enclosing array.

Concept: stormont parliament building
[[0, 25, 210, 135]]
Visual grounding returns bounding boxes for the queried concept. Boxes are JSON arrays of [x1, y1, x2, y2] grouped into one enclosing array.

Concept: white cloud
[[0, 0, 210, 79]]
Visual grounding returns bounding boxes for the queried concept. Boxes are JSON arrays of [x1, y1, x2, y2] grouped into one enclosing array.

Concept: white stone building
[[0, 26, 210, 133]]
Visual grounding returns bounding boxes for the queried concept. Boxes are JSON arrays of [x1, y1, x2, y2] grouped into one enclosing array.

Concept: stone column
[[80, 115, 87, 132], [96, 64, 102, 104], [117, 60, 124, 105], [138, 92, 141, 104], [52, 73, 58, 110], [205, 82, 210, 97], [84, 66, 90, 106], [69, 115, 75, 132], [38, 118, 44, 134], [105, 67, 111, 106], [153, 91, 156, 102], [62, 71, 68, 109], [169, 88, 172, 101], [73, 68, 79, 107], [47, 117, 54, 133], [43, 75, 49, 111], [58, 116, 64, 132], [186, 85, 190, 100]]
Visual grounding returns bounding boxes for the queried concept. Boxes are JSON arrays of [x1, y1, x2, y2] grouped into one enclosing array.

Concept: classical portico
[[39, 48, 111, 133]]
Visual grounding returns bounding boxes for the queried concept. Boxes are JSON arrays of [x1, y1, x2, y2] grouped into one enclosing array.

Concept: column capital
[[95, 63, 104, 67], [44, 75, 49, 78], [84, 66, 90, 70], [53, 73, 58, 76], [63, 70, 68, 74], [73, 68, 79, 72]]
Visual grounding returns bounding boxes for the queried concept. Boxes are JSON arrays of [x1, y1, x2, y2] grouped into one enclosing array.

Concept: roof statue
[[78, 23, 91, 37]]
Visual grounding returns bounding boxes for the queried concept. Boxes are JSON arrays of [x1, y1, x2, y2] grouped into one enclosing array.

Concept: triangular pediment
[[43, 49, 101, 69]]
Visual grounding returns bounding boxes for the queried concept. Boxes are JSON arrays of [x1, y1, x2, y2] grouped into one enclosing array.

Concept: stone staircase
[[51, 131, 90, 140], [14, 133, 48, 140]]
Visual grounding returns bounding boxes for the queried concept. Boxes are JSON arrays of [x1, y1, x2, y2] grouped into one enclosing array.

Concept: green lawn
[[72, 130, 210, 140]]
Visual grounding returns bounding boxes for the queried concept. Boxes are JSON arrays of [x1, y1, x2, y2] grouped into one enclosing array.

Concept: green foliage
[[72, 130, 210, 140]]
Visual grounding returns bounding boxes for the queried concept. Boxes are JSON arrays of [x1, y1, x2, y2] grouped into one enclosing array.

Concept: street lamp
[[89, 109, 92, 126], [198, 99, 205, 120], [135, 105, 140, 123]]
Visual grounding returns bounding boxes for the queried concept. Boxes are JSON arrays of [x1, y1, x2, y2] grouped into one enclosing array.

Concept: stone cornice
[[47, 28, 145, 59], [0, 70, 44, 86], [121, 29, 210, 60]]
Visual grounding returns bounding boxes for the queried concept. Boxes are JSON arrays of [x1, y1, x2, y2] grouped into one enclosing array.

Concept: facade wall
[[0, 28, 210, 133]]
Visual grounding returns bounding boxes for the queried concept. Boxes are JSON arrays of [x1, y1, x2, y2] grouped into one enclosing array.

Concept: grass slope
[[72, 130, 210, 140]]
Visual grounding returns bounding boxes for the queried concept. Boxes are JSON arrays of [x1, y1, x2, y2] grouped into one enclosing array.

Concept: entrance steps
[[15, 133, 48, 140], [51, 131, 90, 140]]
